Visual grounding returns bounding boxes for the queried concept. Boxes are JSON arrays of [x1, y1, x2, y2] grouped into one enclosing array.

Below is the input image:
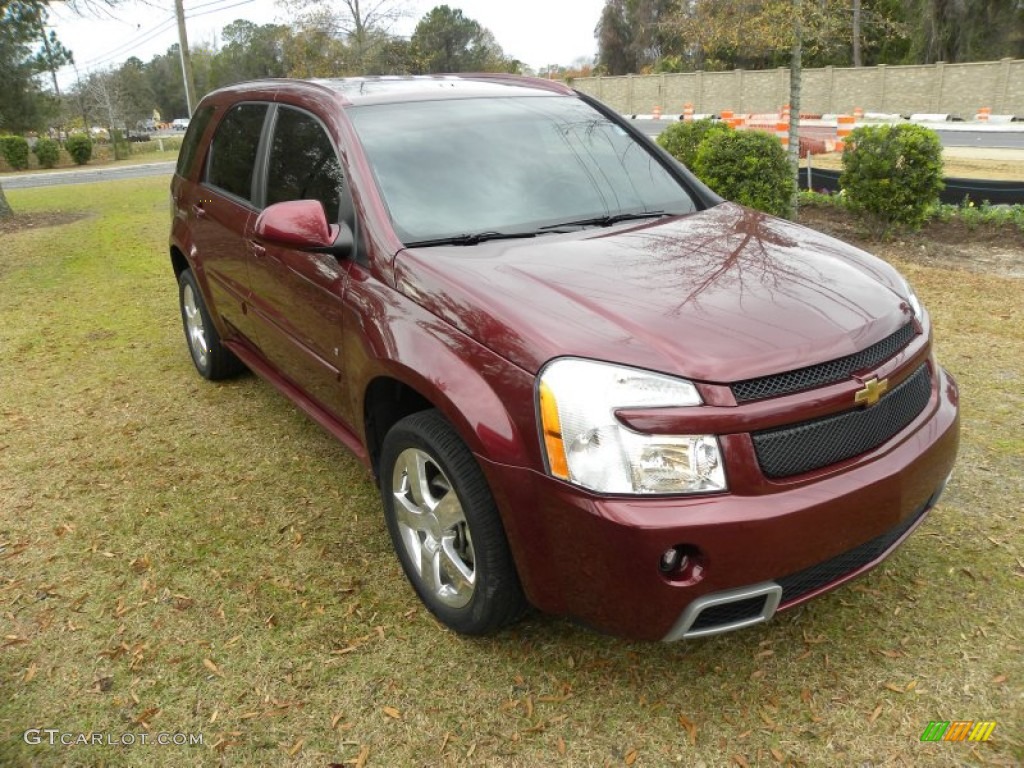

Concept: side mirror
[[254, 200, 353, 259]]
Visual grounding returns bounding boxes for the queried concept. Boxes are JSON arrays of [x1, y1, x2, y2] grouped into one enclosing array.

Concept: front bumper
[[479, 366, 960, 641]]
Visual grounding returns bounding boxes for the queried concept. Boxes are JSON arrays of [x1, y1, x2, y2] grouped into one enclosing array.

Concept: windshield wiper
[[404, 231, 538, 247], [539, 210, 671, 231]]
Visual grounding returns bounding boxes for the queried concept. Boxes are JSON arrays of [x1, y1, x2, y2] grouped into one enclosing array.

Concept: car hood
[[393, 203, 914, 382]]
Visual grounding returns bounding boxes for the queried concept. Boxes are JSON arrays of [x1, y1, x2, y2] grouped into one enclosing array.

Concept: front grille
[[732, 323, 917, 402], [752, 363, 932, 479], [689, 595, 768, 632], [778, 497, 931, 605]]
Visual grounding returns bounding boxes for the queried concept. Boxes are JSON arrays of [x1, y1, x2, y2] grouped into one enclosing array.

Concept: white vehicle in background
[[171, 118, 190, 131]]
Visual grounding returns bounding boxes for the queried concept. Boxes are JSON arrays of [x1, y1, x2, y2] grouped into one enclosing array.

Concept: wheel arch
[[170, 245, 189, 279]]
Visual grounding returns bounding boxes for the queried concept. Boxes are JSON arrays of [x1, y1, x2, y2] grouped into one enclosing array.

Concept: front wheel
[[380, 410, 526, 635]]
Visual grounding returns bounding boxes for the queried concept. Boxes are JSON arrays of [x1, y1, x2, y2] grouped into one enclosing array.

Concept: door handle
[[247, 240, 266, 258], [191, 203, 206, 218]]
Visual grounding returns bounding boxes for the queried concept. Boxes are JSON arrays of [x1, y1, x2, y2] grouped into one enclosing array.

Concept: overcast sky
[[48, 0, 606, 89]]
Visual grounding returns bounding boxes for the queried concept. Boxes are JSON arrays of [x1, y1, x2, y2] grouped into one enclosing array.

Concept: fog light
[[660, 548, 681, 573]]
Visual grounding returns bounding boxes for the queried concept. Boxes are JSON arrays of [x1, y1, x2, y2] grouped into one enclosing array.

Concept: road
[[2, 161, 175, 190], [630, 119, 1024, 149]]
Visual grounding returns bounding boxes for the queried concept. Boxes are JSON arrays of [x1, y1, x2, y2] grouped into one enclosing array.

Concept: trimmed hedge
[[693, 130, 794, 218], [840, 124, 943, 236], [0, 135, 31, 171], [656, 118, 732, 169], [33, 138, 61, 169], [65, 133, 93, 165]]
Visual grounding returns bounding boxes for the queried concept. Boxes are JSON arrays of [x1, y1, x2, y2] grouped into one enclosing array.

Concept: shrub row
[[0, 135, 30, 170], [656, 119, 944, 236]]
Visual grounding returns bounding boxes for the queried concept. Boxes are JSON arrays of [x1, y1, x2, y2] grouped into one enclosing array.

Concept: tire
[[380, 409, 526, 635], [178, 269, 244, 380]]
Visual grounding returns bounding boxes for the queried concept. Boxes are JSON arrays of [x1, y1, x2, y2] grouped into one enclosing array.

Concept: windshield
[[348, 96, 698, 244]]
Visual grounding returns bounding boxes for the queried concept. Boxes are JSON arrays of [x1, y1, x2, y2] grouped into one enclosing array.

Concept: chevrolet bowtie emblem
[[855, 377, 889, 407]]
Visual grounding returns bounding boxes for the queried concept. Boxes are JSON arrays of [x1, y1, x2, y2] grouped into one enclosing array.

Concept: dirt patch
[[803, 149, 1024, 181], [0, 210, 89, 235], [797, 205, 1024, 278]]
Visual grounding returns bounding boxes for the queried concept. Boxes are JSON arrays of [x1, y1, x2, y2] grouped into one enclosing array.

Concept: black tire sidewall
[[177, 269, 242, 380], [380, 410, 524, 635]]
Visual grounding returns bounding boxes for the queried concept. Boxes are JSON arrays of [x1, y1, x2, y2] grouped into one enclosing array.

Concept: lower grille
[[778, 498, 931, 605], [689, 595, 768, 632], [752, 363, 932, 479]]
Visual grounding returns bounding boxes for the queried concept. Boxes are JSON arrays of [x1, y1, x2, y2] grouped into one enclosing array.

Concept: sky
[[47, 0, 607, 90]]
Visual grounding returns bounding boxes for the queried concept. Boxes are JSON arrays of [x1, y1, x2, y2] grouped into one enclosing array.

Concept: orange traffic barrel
[[977, 107, 992, 122], [776, 119, 789, 148], [836, 114, 855, 146], [652, 105, 663, 120], [683, 103, 694, 122]]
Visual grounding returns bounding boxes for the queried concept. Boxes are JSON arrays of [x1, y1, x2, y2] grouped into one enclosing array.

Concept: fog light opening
[[659, 544, 704, 584]]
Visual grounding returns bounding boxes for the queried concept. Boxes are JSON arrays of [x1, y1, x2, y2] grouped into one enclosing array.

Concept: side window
[[265, 107, 344, 222], [175, 105, 214, 178], [206, 103, 268, 202]]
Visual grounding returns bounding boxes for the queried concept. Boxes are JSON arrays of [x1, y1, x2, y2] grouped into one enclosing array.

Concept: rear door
[[245, 104, 355, 420], [191, 102, 269, 349]]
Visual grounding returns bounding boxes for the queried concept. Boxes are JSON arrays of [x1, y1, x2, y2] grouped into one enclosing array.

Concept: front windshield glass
[[348, 96, 698, 243]]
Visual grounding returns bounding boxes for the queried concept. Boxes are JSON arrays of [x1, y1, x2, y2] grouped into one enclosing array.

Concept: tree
[[411, 5, 509, 73], [210, 21, 290, 87], [1, 0, 76, 217], [280, 0, 407, 71], [595, 0, 684, 74], [904, 0, 1024, 63]]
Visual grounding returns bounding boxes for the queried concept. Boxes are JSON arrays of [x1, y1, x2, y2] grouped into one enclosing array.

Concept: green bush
[[33, 138, 60, 169], [693, 130, 794, 218], [655, 118, 732, 169], [0, 135, 31, 170], [839, 123, 943, 237], [65, 133, 93, 165]]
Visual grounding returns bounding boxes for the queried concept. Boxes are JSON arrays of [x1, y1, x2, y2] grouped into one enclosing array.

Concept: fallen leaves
[[203, 658, 224, 678], [678, 714, 698, 745], [381, 706, 401, 719]]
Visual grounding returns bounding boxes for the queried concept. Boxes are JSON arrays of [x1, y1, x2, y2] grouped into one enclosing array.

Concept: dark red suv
[[170, 75, 959, 641]]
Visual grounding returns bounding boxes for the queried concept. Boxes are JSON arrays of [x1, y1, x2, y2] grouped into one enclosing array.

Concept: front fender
[[341, 268, 542, 470]]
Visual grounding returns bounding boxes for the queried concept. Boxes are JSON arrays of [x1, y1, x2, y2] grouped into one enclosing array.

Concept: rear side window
[[175, 105, 214, 178], [206, 103, 268, 202], [265, 107, 344, 221]]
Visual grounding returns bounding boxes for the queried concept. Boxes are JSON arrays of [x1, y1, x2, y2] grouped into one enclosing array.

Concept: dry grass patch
[[1, 179, 1021, 767]]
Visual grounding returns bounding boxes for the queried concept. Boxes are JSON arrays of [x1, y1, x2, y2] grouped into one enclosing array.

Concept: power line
[[185, 0, 257, 21], [77, 15, 177, 69]]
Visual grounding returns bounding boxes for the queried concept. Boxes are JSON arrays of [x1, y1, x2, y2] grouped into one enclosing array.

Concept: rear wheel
[[380, 410, 526, 635], [178, 269, 244, 380]]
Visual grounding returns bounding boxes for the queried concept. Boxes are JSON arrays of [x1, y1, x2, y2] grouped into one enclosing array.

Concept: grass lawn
[[1, 178, 1021, 767]]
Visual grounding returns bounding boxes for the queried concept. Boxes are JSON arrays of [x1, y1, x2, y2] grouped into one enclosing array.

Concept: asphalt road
[[2, 161, 175, 190], [630, 119, 1024, 149]]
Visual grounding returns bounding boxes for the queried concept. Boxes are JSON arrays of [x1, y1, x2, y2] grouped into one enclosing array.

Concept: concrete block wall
[[573, 59, 1023, 117]]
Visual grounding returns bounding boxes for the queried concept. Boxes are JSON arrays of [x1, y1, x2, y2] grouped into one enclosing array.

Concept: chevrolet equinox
[[169, 75, 960, 641]]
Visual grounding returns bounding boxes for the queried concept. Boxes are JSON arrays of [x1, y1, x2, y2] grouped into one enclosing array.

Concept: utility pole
[[789, 0, 802, 215], [852, 0, 862, 67], [174, 0, 197, 117]]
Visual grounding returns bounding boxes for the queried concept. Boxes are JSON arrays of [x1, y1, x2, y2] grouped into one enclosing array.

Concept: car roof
[[204, 74, 575, 108]]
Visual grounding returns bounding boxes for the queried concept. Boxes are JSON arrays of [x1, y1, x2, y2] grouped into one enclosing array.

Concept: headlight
[[902, 278, 923, 319], [537, 358, 727, 495]]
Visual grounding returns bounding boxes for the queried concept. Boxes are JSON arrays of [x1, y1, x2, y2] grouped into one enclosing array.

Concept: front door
[[244, 105, 354, 421]]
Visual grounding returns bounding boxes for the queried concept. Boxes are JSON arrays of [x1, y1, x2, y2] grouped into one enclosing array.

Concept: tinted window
[[349, 96, 696, 243], [206, 103, 268, 202], [265, 107, 343, 221], [175, 105, 214, 178]]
